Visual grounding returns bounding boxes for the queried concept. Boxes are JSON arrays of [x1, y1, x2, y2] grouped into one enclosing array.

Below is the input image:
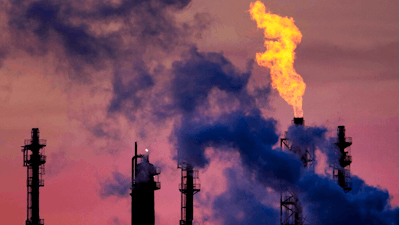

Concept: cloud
[[172, 109, 303, 188], [12, 2, 394, 223], [298, 173, 399, 225], [5, 0, 197, 80], [100, 172, 131, 198], [111, 217, 128, 225], [45, 148, 71, 177], [170, 47, 253, 114], [212, 168, 278, 225], [98, 41, 399, 223], [286, 124, 340, 167], [172, 93, 399, 225], [105, 47, 265, 126], [107, 65, 156, 121]]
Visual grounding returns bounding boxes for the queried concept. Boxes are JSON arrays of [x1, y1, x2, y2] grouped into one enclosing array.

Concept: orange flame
[[249, 1, 305, 117]]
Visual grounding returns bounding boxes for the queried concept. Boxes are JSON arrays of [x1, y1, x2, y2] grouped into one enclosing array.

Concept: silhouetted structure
[[22, 128, 46, 225], [178, 162, 200, 225], [280, 118, 313, 225], [131, 142, 161, 225], [333, 126, 352, 192]]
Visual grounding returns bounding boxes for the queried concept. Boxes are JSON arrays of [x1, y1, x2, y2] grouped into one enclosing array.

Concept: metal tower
[[22, 128, 46, 225], [131, 142, 161, 225], [178, 162, 200, 225], [280, 118, 313, 225], [333, 126, 352, 192]]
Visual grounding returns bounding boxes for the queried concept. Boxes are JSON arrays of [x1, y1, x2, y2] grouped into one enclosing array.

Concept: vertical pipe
[[26, 164, 29, 221], [32, 150, 39, 225], [186, 168, 194, 225], [132, 142, 137, 189], [181, 169, 184, 223], [280, 193, 282, 225], [132, 142, 137, 225], [31, 129, 40, 225], [337, 126, 350, 191]]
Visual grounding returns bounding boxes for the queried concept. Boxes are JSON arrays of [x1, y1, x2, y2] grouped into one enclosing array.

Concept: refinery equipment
[[280, 117, 313, 225], [22, 128, 46, 225], [131, 142, 161, 225], [333, 126, 352, 192], [178, 162, 200, 225]]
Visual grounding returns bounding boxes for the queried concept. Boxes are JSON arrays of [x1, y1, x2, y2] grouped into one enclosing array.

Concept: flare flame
[[249, 1, 306, 117]]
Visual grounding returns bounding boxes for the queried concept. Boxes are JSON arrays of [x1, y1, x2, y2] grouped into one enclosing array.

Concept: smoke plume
[[100, 44, 398, 224], [4, 1, 397, 224], [212, 168, 278, 224], [101, 172, 131, 198], [298, 173, 399, 225]]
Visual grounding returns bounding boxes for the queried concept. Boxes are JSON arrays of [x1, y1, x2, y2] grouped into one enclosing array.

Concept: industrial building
[[131, 142, 161, 225], [20, 122, 352, 225]]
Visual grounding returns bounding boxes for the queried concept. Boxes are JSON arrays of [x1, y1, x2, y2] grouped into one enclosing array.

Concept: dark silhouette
[[22, 128, 46, 225], [131, 142, 160, 225], [280, 118, 311, 225], [178, 162, 200, 225], [334, 126, 352, 192]]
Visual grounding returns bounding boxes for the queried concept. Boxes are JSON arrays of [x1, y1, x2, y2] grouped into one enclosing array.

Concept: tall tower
[[280, 117, 313, 225], [22, 128, 46, 225], [178, 162, 200, 225], [131, 142, 161, 225], [333, 126, 352, 192]]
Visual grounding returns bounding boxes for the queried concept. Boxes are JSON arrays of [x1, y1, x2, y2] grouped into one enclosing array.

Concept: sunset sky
[[0, 0, 398, 224]]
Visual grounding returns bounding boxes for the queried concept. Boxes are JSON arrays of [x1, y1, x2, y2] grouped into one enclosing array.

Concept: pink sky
[[0, 0, 398, 224]]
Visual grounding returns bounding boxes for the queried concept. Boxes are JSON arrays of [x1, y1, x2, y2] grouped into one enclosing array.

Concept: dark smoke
[[173, 109, 303, 188], [168, 47, 301, 187], [100, 172, 130, 198], [100, 160, 158, 198], [298, 173, 399, 225], [286, 124, 340, 166], [212, 168, 278, 225], [100, 39, 398, 224], [171, 47, 253, 114], [168, 49, 399, 223], [7, 1, 397, 224], [9, 0, 118, 76], [135, 159, 158, 183], [6, 0, 198, 79], [107, 67, 155, 120], [181, 118, 399, 224], [106, 47, 262, 124], [3, 0, 211, 148]]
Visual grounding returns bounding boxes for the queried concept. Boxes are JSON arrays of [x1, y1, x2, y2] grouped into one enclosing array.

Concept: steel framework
[[333, 126, 352, 192], [178, 162, 200, 225], [22, 128, 46, 225], [280, 118, 313, 225]]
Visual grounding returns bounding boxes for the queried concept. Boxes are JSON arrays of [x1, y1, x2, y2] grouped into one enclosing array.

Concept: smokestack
[[280, 118, 310, 225], [131, 142, 161, 225], [178, 162, 200, 225], [334, 126, 352, 192], [293, 117, 304, 126], [22, 128, 46, 225]]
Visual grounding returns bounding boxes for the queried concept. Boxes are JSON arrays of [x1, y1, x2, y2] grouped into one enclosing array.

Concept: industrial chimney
[[178, 162, 200, 225], [22, 128, 46, 225], [333, 126, 352, 192], [293, 117, 304, 126], [131, 142, 161, 225], [280, 118, 312, 225]]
